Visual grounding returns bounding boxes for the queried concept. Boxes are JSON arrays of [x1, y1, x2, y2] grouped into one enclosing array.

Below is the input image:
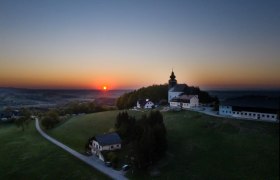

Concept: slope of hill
[[0, 123, 109, 180], [48, 110, 279, 179]]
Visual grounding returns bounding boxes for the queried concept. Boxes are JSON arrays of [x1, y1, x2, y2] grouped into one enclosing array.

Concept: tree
[[115, 111, 136, 143], [41, 110, 60, 129], [213, 96, 220, 111], [115, 110, 167, 169], [15, 108, 31, 131]]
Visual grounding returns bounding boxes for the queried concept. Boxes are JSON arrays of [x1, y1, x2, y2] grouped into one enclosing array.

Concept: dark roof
[[221, 96, 280, 110], [137, 99, 146, 106], [95, 132, 121, 146], [232, 106, 277, 114], [170, 98, 190, 103], [169, 84, 188, 92]]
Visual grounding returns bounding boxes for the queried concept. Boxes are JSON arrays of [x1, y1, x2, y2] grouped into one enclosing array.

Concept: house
[[168, 70, 199, 108], [181, 95, 199, 109], [137, 99, 155, 109], [170, 95, 199, 110], [219, 96, 279, 122], [90, 132, 122, 161]]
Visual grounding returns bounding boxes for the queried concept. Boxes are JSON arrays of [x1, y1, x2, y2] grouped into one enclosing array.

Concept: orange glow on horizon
[[102, 85, 107, 91]]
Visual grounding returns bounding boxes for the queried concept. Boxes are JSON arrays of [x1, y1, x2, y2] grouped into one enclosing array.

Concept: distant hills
[[0, 87, 130, 110]]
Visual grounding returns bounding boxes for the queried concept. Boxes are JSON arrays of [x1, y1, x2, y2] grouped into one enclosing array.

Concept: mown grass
[[49, 110, 279, 179], [0, 122, 109, 180], [48, 110, 144, 152]]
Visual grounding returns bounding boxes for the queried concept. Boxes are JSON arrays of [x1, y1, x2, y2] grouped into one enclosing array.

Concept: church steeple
[[170, 69, 176, 80], [168, 69, 177, 89]]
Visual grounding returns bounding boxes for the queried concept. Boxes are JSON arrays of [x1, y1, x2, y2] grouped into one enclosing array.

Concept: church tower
[[168, 70, 177, 89]]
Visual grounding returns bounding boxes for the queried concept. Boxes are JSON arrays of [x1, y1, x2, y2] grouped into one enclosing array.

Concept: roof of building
[[137, 99, 146, 106], [169, 84, 188, 92], [221, 96, 280, 110], [170, 98, 190, 103], [180, 94, 198, 100], [95, 132, 121, 146], [170, 94, 198, 103]]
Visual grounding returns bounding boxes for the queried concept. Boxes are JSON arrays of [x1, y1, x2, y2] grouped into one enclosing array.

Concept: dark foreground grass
[[161, 111, 279, 180], [49, 110, 279, 180], [0, 122, 109, 180]]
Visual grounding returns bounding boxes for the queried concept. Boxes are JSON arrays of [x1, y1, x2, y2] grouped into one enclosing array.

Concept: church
[[168, 70, 199, 109]]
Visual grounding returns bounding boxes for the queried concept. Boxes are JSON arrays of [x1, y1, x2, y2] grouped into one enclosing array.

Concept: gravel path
[[35, 119, 128, 180]]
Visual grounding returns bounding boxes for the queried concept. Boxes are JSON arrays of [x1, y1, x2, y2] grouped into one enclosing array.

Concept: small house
[[90, 132, 121, 161], [137, 99, 155, 109], [170, 95, 199, 110]]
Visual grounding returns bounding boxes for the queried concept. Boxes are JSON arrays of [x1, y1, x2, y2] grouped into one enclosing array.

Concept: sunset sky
[[0, 0, 279, 90]]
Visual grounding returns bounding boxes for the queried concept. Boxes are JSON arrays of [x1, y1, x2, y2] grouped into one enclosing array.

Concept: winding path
[[35, 119, 128, 180]]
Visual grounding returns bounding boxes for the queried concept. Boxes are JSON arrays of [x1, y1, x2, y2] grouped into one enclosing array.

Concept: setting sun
[[102, 85, 107, 91]]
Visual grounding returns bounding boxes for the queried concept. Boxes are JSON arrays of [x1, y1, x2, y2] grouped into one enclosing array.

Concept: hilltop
[[47, 110, 279, 179], [116, 84, 217, 109]]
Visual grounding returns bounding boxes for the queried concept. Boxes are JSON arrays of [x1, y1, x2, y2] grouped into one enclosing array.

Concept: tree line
[[116, 84, 218, 109]]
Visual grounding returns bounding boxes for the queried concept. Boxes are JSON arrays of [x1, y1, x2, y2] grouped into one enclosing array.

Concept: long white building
[[219, 96, 279, 122]]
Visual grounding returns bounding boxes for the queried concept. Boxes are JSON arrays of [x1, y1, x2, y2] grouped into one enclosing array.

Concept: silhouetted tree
[[15, 108, 31, 131], [115, 110, 167, 169], [41, 110, 60, 129]]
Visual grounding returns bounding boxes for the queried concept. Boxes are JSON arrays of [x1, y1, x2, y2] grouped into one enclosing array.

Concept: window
[[249, 113, 251, 116], [267, 115, 270, 118], [245, 113, 247, 115], [111, 146, 113, 149], [241, 113, 243, 115], [262, 114, 265, 117]]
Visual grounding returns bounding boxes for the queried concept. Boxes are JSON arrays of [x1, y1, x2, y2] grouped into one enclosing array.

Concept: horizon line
[[1, 86, 280, 92]]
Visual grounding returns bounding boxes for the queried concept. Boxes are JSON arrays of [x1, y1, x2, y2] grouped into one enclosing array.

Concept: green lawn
[[48, 110, 279, 179], [0, 122, 109, 180]]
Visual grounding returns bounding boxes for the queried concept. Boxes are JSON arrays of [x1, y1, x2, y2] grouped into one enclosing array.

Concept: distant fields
[[0, 122, 109, 180], [49, 110, 279, 179]]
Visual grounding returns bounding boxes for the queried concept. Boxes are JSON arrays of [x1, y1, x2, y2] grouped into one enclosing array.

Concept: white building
[[181, 95, 199, 109], [170, 95, 199, 110], [90, 132, 121, 161], [219, 96, 279, 122], [168, 70, 199, 109], [137, 99, 155, 109]]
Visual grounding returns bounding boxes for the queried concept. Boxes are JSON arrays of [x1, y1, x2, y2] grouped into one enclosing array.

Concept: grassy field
[[48, 110, 279, 179], [0, 122, 109, 180]]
